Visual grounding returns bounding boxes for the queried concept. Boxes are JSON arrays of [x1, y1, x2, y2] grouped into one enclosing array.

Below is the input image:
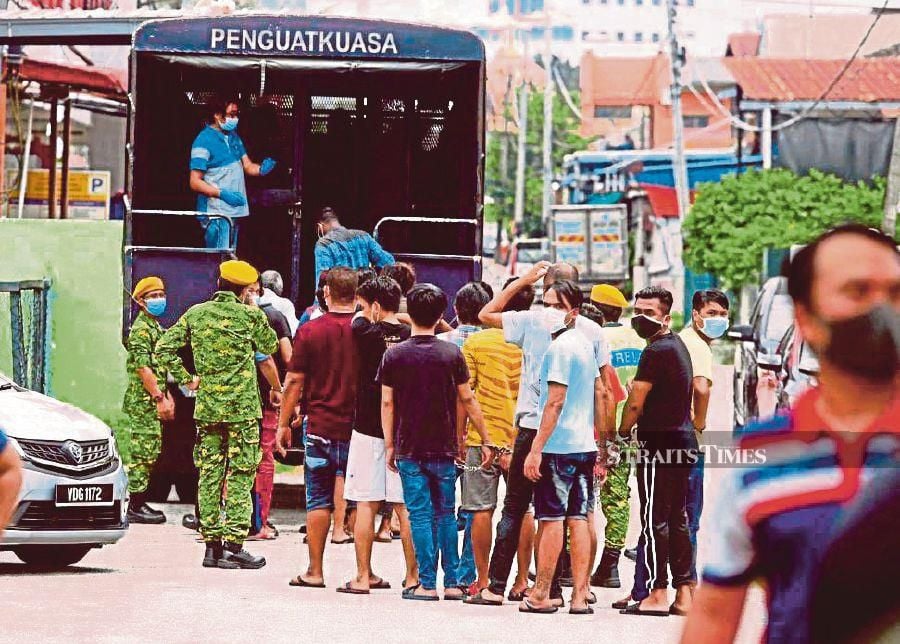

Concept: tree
[[484, 63, 591, 238], [683, 168, 888, 288]]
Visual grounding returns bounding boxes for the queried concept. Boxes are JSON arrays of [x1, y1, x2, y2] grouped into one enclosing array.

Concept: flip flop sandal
[[669, 604, 688, 616], [518, 598, 559, 614], [391, 530, 402, 540], [620, 602, 670, 617], [587, 591, 597, 605], [331, 536, 354, 545], [369, 578, 392, 590], [289, 575, 326, 589], [443, 590, 465, 601], [569, 606, 594, 615], [374, 536, 393, 543], [266, 521, 279, 537], [336, 582, 369, 595], [402, 584, 439, 602], [465, 590, 503, 606], [246, 531, 277, 542], [507, 589, 529, 602], [612, 597, 632, 610]]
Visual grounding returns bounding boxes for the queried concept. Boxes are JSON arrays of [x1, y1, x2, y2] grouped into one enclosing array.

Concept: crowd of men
[[1, 222, 895, 642]]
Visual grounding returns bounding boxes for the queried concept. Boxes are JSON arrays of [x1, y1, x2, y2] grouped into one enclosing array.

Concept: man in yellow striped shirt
[[458, 278, 536, 596]]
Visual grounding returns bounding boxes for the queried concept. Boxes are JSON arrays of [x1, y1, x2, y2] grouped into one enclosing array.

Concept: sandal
[[620, 602, 670, 617], [402, 584, 439, 602], [518, 598, 559, 614], [569, 606, 594, 615], [507, 588, 529, 602], [464, 589, 503, 606], [336, 581, 369, 595], [331, 536, 354, 545], [289, 575, 325, 588], [369, 578, 391, 590]]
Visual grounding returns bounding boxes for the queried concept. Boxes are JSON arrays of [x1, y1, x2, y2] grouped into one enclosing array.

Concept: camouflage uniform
[[156, 291, 277, 543], [122, 311, 165, 495]]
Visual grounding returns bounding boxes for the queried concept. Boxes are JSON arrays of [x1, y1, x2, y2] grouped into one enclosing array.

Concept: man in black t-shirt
[[616, 286, 697, 618], [376, 284, 491, 601], [340, 276, 418, 594]]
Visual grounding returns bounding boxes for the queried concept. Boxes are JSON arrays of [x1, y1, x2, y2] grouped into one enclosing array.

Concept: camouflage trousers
[[598, 461, 631, 551], [195, 419, 261, 543], [126, 414, 162, 495]]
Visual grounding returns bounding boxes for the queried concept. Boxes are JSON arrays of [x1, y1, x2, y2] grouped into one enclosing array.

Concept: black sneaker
[[219, 542, 266, 570], [182, 514, 200, 531], [202, 541, 222, 568]]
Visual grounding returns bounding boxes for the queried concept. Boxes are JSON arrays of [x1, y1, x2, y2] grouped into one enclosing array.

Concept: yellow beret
[[220, 260, 259, 287], [590, 284, 629, 308], [132, 276, 165, 300]]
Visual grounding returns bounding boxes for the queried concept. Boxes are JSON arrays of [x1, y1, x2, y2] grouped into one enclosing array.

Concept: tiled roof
[[724, 57, 900, 103], [726, 32, 760, 57], [579, 52, 668, 107]]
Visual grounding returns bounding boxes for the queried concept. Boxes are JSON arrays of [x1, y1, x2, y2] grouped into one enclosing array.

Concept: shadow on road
[[0, 563, 117, 576]]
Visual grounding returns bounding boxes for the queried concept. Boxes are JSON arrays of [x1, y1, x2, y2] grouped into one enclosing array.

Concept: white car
[[0, 372, 128, 568]]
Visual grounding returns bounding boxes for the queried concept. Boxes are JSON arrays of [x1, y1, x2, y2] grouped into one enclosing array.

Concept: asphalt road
[[1, 365, 766, 643]]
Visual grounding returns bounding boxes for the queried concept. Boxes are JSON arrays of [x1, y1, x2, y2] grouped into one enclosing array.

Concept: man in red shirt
[[277, 266, 360, 588]]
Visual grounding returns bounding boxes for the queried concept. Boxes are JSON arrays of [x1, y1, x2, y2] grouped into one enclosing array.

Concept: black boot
[[202, 541, 222, 568], [127, 493, 166, 525], [624, 546, 638, 562], [218, 542, 266, 570], [182, 514, 200, 531], [590, 547, 622, 588]]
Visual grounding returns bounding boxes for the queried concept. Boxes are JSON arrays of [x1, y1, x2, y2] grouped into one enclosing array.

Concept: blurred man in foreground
[[681, 224, 900, 643]]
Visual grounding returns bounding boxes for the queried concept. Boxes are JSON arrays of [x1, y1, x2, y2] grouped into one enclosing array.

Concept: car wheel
[[14, 545, 93, 569]]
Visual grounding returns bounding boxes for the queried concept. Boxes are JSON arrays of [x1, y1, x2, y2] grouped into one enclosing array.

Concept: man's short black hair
[[692, 288, 730, 312], [208, 97, 238, 122], [546, 279, 583, 309], [382, 263, 416, 294], [319, 206, 339, 224], [597, 303, 622, 323], [406, 283, 448, 328], [357, 267, 377, 288], [217, 278, 247, 298], [787, 223, 899, 307], [502, 277, 535, 312], [357, 276, 402, 313], [635, 285, 673, 314], [453, 281, 492, 325]]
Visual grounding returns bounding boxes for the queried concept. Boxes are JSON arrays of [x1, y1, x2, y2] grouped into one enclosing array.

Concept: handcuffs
[[455, 445, 513, 472]]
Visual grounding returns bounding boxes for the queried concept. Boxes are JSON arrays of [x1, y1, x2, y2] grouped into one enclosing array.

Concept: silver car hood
[[0, 389, 113, 442]]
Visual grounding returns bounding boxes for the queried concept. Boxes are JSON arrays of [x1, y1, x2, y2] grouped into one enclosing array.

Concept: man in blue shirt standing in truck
[[189, 97, 276, 249], [314, 207, 395, 285]]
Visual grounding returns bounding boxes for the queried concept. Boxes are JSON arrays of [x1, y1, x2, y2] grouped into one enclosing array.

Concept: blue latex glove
[[219, 189, 247, 207], [259, 157, 276, 176]]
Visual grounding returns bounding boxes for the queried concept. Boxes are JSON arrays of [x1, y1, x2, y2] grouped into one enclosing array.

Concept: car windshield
[[765, 295, 794, 343]]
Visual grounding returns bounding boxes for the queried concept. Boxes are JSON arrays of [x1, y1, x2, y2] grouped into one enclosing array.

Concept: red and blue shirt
[[703, 388, 899, 642]]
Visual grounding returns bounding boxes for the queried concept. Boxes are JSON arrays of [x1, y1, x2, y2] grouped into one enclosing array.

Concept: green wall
[[0, 220, 127, 431]]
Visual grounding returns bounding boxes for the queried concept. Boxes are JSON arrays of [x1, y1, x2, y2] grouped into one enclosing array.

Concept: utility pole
[[541, 23, 554, 228], [666, 0, 689, 221], [513, 36, 529, 228]]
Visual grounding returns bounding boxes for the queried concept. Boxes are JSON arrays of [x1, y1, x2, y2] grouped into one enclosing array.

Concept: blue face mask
[[222, 116, 239, 132], [701, 317, 729, 339], [254, 352, 268, 363], [146, 298, 167, 317]]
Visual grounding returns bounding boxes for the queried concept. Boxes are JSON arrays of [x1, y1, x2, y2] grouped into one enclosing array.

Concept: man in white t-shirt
[[464, 261, 615, 608]]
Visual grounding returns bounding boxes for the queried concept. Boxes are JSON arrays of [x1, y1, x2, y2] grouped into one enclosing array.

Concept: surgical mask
[[540, 307, 569, 335], [245, 294, 260, 306], [700, 317, 729, 339], [818, 304, 899, 383], [631, 314, 663, 339], [222, 117, 239, 132], [145, 298, 167, 317], [254, 352, 268, 363]]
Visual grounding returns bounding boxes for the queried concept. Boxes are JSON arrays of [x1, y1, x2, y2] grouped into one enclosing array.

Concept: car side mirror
[[757, 353, 783, 373], [727, 324, 754, 342]]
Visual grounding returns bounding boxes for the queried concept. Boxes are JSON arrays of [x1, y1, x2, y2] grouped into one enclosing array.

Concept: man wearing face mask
[[682, 224, 900, 644], [189, 98, 276, 249], [313, 207, 395, 287], [156, 260, 281, 569], [679, 288, 730, 586], [617, 285, 696, 618], [122, 276, 182, 524]]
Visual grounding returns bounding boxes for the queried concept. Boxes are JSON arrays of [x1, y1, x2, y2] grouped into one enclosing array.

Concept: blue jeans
[[199, 216, 238, 249], [304, 434, 350, 512], [397, 458, 460, 591], [455, 467, 476, 586], [685, 451, 704, 582], [533, 452, 596, 520]]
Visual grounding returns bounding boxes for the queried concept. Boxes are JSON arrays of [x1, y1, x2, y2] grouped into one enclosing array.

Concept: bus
[[123, 14, 486, 500]]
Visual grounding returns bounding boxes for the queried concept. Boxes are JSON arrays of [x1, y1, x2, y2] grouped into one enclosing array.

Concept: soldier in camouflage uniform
[[123, 276, 176, 525], [156, 260, 281, 570], [586, 285, 645, 588]]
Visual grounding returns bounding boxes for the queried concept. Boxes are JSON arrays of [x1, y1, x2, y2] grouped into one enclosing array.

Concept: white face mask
[[540, 307, 568, 334]]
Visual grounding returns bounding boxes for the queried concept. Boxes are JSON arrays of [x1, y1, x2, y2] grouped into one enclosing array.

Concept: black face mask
[[631, 314, 664, 339], [818, 304, 899, 383]]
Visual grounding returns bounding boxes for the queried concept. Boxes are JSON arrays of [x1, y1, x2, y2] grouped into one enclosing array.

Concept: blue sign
[[134, 16, 485, 61]]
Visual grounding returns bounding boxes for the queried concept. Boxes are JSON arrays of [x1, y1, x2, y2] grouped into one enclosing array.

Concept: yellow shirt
[[462, 328, 522, 447], [679, 326, 714, 384]]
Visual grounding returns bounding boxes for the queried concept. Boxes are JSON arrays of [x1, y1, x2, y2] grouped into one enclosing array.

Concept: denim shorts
[[304, 434, 350, 512], [533, 452, 597, 521]]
